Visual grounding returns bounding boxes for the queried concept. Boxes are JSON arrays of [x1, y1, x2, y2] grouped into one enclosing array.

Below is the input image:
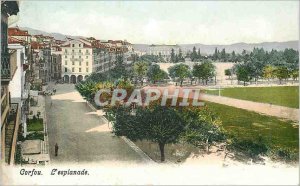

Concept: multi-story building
[[39, 46, 52, 83], [8, 27, 31, 44], [51, 51, 62, 81], [61, 38, 93, 83], [8, 39, 30, 139], [1, 0, 20, 165], [92, 40, 115, 73], [148, 44, 181, 62]]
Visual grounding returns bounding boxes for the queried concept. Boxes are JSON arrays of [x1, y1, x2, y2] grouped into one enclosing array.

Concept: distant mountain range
[[21, 27, 298, 54], [134, 41, 298, 54], [20, 27, 81, 41]]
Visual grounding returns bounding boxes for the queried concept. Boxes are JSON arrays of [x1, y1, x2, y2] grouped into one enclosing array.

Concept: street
[[45, 83, 146, 164]]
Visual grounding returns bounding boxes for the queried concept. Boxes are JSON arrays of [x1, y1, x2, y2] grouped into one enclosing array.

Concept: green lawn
[[27, 118, 44, 132], [206, 86, 299, 108], [206, 102, 299, 153]]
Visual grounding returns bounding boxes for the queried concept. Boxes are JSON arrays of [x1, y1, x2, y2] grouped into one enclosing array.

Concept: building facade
[[8, 42, 30, 139], [61, 38, 93, 83], [148, 44, 181, 62], [1, 1, 20, 165]]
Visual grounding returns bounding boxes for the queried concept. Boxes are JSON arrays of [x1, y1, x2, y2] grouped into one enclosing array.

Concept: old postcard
[[0, 1, 299, 185]]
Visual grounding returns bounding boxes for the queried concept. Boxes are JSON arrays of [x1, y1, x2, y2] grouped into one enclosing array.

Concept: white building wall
[[8, 44, 26, 99], [61, 40, 93, 82]]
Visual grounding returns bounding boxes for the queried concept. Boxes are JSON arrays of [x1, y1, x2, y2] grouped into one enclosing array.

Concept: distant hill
[[20, 27, 81, 41], [134, 41, 298, 54], [20, 27, 298, 53]]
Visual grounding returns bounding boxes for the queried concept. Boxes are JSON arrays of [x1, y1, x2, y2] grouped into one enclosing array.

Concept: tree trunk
[[206, 138, 210, 153], [243, 81, 246, 86], [159, 142, 165, 162], [141, 79, 143, 86], [180, 80, 183, 86]]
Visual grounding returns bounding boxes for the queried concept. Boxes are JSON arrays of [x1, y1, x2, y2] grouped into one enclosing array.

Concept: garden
[[206, 86, 299, 108], [27, 115, 44, 132]]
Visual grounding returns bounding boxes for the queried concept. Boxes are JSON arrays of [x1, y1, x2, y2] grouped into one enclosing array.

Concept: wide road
[[45, 83, 146, 164]]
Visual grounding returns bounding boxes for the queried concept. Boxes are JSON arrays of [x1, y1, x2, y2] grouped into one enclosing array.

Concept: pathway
[[202, 94, 299, 121], [45, 83, 147, 164]]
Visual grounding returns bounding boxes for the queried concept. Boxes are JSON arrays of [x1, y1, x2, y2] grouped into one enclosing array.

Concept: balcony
[[1, 53, 11, 81], [5, 103, 20, 164]]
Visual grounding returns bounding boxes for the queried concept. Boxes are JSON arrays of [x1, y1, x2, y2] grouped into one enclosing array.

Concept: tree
[[283, 48, 299, 70], [147, 64, 168, 84], [213, 48, 218, 61], [106, 54, 131, 80], [236, 63, 250, 86], [181, 107, 226, 153], [192, 60, 216, 85], [274, 66, 289, 84], [197, 48, 201, 60], [75, 81, 97, 101], [224, 69, 232, 79], [170, 48, 175, 63], [191, 46, 198, 62], [112, 105, 185, 162], [231, 51, 236, 62], [168, 64, 190, 86], [178, 48, 184, 62], [262, 65, 276, 83], [133, 61, 149, 86], [220, 48, 226, 62], [291, 69, 299, 82]]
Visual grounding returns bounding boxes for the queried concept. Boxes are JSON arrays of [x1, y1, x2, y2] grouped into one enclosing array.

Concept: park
[[75, 47, 299, 165]]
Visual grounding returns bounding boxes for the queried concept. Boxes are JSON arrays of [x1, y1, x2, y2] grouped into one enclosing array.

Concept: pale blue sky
[[17, 1, 299, 44]]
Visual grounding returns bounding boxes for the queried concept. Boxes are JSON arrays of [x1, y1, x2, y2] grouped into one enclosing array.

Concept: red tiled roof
[[8, 36, 25, 44], [8, 27, 30, 36], [31, 41, 44, 49], [83, 43, 92, 48]]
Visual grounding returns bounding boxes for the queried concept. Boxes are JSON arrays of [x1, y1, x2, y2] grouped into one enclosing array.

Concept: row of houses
[[8, 28, 134, 84], [1, 1, 134, 165]]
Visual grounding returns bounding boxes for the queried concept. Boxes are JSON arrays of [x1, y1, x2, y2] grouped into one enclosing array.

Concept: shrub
[[228, 137, 268, 159], [269, 148, 299, 163]]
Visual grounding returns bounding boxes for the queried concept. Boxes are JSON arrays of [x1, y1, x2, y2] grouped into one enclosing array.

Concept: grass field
[[27, 118, 44, 132], [206, 102, 299, 153], [206, 86, 299, 108]]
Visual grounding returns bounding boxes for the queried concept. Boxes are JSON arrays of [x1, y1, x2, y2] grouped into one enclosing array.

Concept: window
[[79, 55, 81, 58], [65, 49, 67, 52], [72, 61, 75, 65], [65, 55, 67, 58], [65, 68, 67, 72], [86, 62, 88, 66], [65, 61, 67, 65], [86, 56, 88, 59], [79, 61, 81, 66], [79, 68, 81, 72], [79, 49, 81, 53], [86, 68, 89, 72], [72, 55, 74, 59], [72, 68, 75, 72], [86, 49, 88, 53], [72, 44, 75, 47], [79, 44, 81, 47], [72, 49, 74, 52]]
